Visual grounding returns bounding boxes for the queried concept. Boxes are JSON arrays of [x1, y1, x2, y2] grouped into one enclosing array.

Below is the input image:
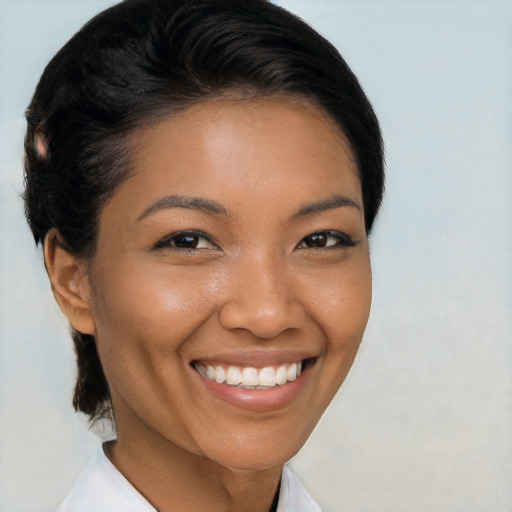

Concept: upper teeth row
[[196, 362, 303, 388]]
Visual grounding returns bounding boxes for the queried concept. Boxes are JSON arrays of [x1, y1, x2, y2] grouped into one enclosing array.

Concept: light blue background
[[1, 1, 511, 511]]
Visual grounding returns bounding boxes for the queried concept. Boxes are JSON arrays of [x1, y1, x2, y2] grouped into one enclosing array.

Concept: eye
[[296, 230, 356, 249], [154, 231, 219, 251]]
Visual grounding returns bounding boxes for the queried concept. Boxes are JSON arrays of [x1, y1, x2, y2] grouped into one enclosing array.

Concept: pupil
[[175, 234, 198, 248], [307, 233, 327, 247]]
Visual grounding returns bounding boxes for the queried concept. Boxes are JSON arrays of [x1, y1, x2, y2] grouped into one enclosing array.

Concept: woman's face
[[85, 97, 371, 471]]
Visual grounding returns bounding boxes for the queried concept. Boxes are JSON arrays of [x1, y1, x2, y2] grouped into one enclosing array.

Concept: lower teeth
[[238, 384, 275, 390]]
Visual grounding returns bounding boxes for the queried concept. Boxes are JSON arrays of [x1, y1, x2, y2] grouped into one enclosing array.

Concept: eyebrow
[[138, 193, 360, 222], [292, 195, 361, 220], [137, 195, 229, 221]]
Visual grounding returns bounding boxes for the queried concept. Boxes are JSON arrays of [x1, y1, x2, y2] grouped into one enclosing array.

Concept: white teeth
[[197, 360, 305, 388], [276, 364, 288, 385], [226, 366, 242, 385], [214, 366, 226, 383], [258, 366, 276, 387], [287, 362, 298, 382], [241, 367, 259, 386]]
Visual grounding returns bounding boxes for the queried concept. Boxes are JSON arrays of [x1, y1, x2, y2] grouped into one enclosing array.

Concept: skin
[[46, 97, 372, 512]]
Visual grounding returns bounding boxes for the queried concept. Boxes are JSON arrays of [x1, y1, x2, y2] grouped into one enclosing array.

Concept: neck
[[106, 403, 283, 512]]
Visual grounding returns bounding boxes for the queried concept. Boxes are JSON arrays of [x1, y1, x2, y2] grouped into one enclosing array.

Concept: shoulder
[[277, 465, 322, 512], [56, 445, 155, 512]]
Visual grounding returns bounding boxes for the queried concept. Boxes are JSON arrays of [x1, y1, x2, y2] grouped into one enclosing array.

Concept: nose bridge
[[218, 249, 305, 338]]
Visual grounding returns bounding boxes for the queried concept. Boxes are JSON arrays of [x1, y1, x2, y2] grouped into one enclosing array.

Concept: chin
[[196, 424, 312, 473]]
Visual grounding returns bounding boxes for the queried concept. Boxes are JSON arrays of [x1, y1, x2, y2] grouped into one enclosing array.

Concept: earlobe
[[44, 229, 96, 335]]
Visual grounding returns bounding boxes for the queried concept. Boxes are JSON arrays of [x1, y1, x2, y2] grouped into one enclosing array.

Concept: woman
[[24, 0, 384, 510]]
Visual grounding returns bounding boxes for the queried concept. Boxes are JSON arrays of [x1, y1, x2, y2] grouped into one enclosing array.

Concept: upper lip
[[190, 349, 318, 368]]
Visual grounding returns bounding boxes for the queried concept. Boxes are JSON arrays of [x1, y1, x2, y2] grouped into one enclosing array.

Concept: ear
[[44, 229, 96, 335]]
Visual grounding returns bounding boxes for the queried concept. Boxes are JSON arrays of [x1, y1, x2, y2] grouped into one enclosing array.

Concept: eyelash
[[153, 230, 219, 251], [153, 230, 356, 252], [295, 230, 357, 250]]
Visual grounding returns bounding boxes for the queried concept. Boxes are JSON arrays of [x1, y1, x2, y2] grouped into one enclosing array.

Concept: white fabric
[[277, 466, 321, 512], [57, 445, 321, 512]]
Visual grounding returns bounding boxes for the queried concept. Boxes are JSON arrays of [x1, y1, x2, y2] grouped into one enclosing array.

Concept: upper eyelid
[[296, 230, 357, 248], [154, 230, 220, 250]]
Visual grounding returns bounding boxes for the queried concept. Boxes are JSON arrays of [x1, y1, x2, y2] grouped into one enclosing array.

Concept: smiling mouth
[[193, 360, 311, 389]]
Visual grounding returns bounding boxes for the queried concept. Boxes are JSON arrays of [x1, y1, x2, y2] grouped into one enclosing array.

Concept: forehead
[[110, 97, 362, 219]]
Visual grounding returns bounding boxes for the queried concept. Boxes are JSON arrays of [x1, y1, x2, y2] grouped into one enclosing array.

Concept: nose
[[218, 252, 306, 339]]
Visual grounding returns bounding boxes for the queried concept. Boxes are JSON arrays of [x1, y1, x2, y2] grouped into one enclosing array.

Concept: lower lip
[[194, 364, 310, 412]]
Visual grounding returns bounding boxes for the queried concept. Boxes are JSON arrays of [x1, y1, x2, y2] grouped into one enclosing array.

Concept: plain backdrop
[[1, 1, 511, 511]]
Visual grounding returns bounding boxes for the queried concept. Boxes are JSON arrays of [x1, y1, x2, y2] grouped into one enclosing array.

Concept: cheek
[[89, 259, 226, 351], [308, 256, 372, 408], [308, 256, 372, 348], [87, 261, 229, 435]]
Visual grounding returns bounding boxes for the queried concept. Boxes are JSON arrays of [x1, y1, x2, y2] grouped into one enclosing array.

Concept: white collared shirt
[[57, 445, 321, 512]]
